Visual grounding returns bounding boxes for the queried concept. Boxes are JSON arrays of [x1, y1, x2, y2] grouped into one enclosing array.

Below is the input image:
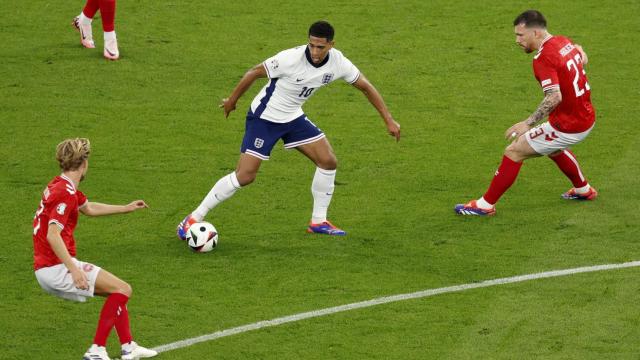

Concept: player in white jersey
[[177, 21, 400, 237]]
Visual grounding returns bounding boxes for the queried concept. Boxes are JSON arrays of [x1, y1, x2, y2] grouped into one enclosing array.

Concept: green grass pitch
[[1, 0, 639, 359]]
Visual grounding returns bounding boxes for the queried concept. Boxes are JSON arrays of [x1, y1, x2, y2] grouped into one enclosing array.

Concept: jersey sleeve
[[263, 49, 296, 79], [47, 190, 78, 229], [77, 191, 88, 208], [533, 55, 560, 94], [338, 55, 360, 84]]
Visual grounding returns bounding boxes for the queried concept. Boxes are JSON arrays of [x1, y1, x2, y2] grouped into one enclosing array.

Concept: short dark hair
[[513, 10, 547, 28], [309, 21, 334, 41]]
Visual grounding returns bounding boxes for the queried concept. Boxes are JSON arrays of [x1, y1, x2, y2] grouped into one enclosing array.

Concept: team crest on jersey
[[322, 73, 334, 84], [254, 138, 265, 149], [56, 203, 67, 215]]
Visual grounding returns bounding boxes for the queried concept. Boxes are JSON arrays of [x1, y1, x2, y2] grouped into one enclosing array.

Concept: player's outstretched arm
[[80, 200, 148, 217], [220, 63, 268, 118], [352, 74, 400, 141], [505, 89, 562, 140]]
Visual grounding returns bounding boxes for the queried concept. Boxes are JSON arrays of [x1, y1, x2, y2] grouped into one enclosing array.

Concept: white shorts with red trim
[[35, 258, 101, 302], [525, 121, 594, 155]]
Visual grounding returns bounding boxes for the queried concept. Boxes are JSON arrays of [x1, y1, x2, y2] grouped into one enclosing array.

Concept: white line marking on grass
[[153, 260, 640, 354]]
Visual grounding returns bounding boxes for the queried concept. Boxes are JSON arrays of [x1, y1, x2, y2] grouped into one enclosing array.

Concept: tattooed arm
[[524, 88, 562, 126], [504, 88, 562, 140]]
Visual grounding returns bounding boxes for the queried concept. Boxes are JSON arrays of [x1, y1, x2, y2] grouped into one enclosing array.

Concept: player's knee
[[236, 171, 257, 186], [118, 282, 132, 297], [504, 146, 524, 162], [317, 155, 337, 170]]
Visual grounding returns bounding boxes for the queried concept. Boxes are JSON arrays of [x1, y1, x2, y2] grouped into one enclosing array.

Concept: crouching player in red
[[455, 10, 597, 216], [32, 138, 157, 360]]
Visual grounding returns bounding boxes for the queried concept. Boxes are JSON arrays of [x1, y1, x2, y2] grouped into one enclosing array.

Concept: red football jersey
[[32, 175, 87, 270], [533, 35, 595, 133]]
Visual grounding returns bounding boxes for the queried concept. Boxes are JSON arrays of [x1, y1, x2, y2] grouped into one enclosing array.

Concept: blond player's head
[[56, 138, 91, 172]]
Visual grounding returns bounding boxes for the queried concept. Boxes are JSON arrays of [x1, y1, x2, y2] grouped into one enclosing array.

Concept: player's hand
[[219, 98, 236, 118], [126, 200, 148, 212], [505, 121, 531, 141], [71, 267, 89, 290], [386, 119, 401, 142]]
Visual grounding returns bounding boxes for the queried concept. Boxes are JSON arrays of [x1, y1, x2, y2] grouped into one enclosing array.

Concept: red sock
[[115, 302, 133, 344], [98, 0, 116, 32], [82, 0, 100, 18], [549, 150, 588, 188], [93, 293, 129, 346], [482, 155, 523, 205]]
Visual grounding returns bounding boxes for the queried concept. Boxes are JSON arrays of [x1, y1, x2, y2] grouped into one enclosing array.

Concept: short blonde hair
[[56, 138, 91, 171]]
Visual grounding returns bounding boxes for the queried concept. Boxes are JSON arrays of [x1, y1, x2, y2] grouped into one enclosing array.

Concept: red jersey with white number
[[32, 175, 87, 270], [533, 35, 595, 133]]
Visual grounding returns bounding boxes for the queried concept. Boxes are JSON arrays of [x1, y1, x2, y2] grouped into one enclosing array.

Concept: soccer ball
[[185, 222, 218, 253]]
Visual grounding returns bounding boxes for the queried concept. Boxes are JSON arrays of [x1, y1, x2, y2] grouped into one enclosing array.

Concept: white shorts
[[35, 258, 101, 302], [525, 122, 594, 155]]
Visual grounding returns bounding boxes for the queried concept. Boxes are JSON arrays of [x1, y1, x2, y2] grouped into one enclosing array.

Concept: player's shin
[[114, 303, 132, 344], [311, 167, 336, 224], [550, 150, 589, 190], [193, 172, 241, 221], [482, 155, 523, 205], [93, 293, 129, 346]]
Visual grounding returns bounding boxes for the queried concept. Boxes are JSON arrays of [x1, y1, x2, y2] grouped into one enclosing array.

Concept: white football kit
[[250, 45, 361, 123]]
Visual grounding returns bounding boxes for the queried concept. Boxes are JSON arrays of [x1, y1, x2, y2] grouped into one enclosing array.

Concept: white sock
[[311, 167, 336, 224], [104, 31, 117, 41], [575, 183, 591, 194], [476, 197, 494, 209], [193, 172, 241, 221], [79, 12, 92, 25]]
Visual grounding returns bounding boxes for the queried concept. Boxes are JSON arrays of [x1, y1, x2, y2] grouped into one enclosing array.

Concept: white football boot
[[82, 344, 111, 360], [121, 341, 158, 359], [104, 38, 120, 60], [72, 16, 95, 49]]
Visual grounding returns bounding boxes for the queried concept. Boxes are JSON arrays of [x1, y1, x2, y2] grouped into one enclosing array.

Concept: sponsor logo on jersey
[[322, 73, 334, 84], [254, 138, 265, 149], [56, 203, 67, 215]]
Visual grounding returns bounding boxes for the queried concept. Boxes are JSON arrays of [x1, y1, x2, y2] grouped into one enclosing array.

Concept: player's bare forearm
[[353, 75, 391, 120], [524, 89, 562, 126], [221, 64, 267, 117], [47, 224, 88, 289], [229, 65, 267, 102], [80, 200, 148, 216], [352, 74, 400, 140], [47, 224, 76, 269]]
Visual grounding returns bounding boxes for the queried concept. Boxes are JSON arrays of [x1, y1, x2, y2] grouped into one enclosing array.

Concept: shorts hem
[[283, 133, 326, 149]]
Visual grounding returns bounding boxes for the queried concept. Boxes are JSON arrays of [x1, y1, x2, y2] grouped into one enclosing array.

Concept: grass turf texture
[[1, 0, 639, 359]]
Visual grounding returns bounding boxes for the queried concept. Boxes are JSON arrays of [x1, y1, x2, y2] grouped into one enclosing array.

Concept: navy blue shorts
[[240, 112, 325, 160]]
